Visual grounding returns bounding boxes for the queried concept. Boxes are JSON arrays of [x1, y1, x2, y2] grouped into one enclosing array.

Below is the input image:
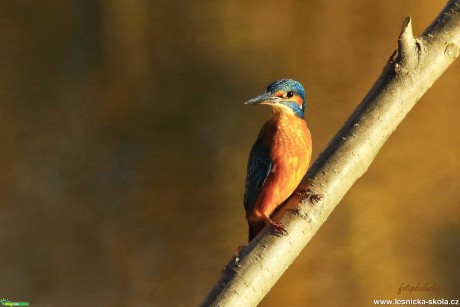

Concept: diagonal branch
[[202, 1, 460, 306]]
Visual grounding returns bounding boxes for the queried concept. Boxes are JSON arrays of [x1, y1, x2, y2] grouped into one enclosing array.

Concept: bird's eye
[[286, 91, 294, 98]]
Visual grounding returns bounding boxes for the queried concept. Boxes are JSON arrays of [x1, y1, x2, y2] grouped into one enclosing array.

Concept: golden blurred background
[[0, 1, 459, 306]]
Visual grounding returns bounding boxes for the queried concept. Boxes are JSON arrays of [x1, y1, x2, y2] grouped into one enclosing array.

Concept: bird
[[243, 79, 321, 242]]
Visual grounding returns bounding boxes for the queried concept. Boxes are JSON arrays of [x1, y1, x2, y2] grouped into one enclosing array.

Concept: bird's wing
[[244, 138, 272, 214]]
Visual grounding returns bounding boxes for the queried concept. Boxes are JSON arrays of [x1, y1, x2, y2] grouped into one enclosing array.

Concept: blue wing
[[244, 137, 272, 215]]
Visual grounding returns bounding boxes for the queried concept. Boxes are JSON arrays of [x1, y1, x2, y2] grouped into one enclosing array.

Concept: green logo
[[0, 298, 29, 306]]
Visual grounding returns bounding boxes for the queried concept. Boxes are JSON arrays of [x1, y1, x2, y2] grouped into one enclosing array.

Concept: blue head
[[245, 79, 306, 118]]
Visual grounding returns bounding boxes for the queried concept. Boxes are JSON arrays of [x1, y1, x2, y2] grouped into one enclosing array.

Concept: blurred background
[[1, 1, 459, 306]]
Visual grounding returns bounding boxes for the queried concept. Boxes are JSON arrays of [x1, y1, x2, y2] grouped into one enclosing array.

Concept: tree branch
[[202, 1, 460, 306]]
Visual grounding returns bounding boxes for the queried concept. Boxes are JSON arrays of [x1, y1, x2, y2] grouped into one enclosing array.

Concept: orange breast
[[250, 112, 312, 221]]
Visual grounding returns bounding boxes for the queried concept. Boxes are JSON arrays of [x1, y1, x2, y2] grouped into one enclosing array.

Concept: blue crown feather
[[266, 79, 306, 118]]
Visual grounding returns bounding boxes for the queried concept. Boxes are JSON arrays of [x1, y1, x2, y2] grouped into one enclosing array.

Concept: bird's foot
[[267, 220, 288, 236], [306, 190, 323, 204], [294, 184, 324, 204], [293, 183, 310, 195]]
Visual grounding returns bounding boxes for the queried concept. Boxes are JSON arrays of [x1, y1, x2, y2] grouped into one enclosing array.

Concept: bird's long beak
[[244, 92, 282, 105]]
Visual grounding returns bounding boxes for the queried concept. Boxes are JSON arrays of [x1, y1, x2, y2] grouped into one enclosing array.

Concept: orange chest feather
[[252, 112, 312, 217], [261, 113, 312, 163]]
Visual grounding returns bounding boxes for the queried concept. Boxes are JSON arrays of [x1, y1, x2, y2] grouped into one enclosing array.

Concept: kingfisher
[[244, 79, 321, 242]]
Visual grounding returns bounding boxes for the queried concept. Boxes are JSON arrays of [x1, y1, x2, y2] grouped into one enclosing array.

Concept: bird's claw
[[268, 220, 288, 236], [306, 190, 323, 204], [293, 183, 311, 196], [294, 184, 323, 204]]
